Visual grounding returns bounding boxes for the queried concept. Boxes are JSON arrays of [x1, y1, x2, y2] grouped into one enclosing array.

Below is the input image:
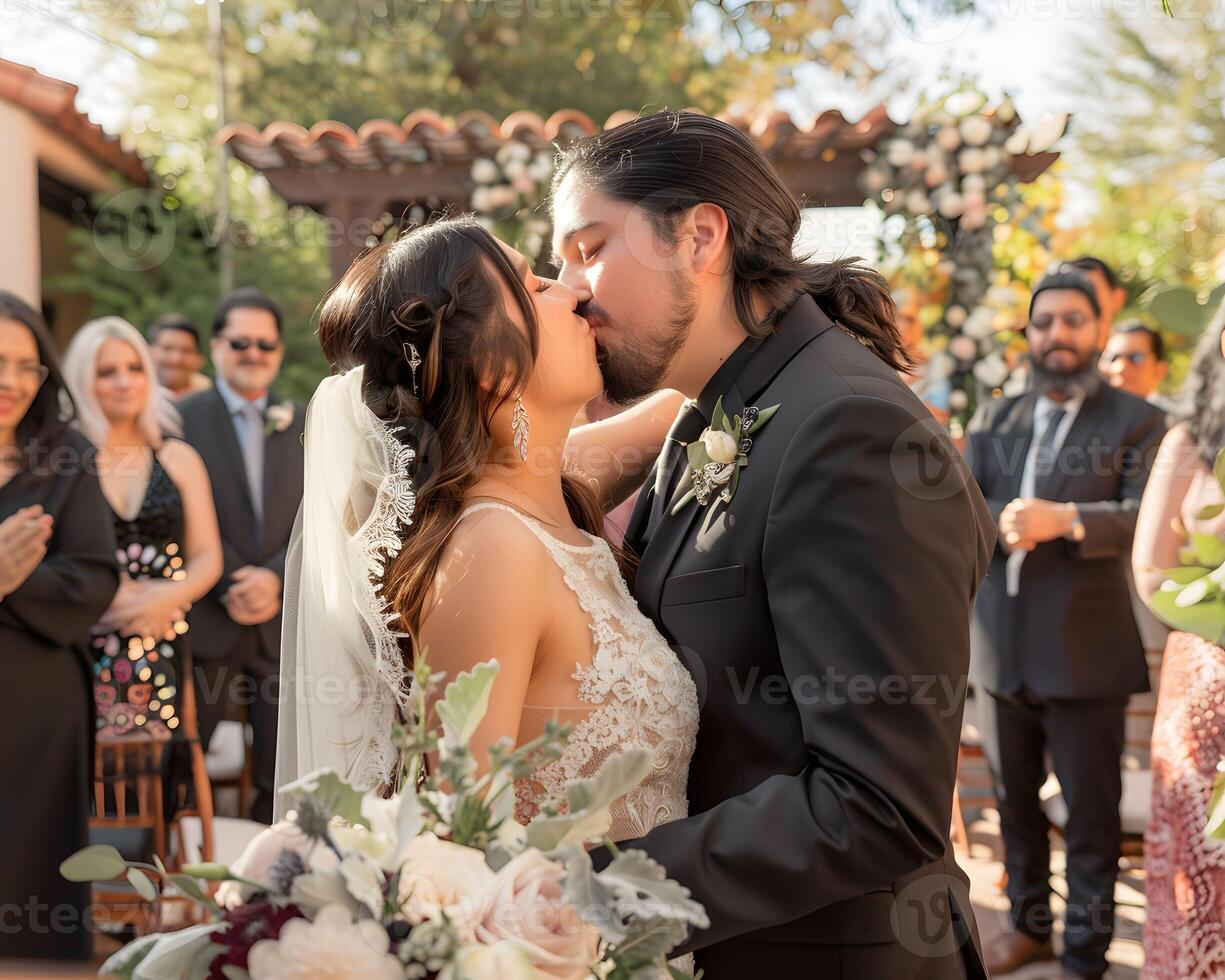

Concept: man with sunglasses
[[1100, 320, 1172, 407], [179, 288, 305, 823], [965, 270, 1165, 979]]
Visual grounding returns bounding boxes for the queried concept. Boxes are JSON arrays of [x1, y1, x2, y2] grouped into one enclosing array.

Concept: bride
[[276, 214, 698, 842]]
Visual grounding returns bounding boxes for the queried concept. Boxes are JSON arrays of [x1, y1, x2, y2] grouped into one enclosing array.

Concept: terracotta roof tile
[[0, 58, 148, 187], [217, 106, 906, 172]]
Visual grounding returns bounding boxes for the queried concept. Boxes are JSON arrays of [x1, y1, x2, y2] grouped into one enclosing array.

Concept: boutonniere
[[670, 396, 779, 517], [264, 401, 295, 436]]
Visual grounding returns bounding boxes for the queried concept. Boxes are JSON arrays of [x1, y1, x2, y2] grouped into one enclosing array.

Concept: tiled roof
[[0, 58, 149, 187], [217, 105, 901, 171]]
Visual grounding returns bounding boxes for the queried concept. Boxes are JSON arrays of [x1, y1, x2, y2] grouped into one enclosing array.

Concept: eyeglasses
[[0, 357, 50, 388], [221, 337, 281, 353], [1029, 312, 1092, 330], [1102, 351, 1151, 367]]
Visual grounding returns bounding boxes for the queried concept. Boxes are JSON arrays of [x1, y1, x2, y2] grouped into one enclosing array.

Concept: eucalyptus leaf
[[599, 849, 709, 929], [129, 922, 217, 980], [686, 441, 710, 471], [710, 396, 727, 433], [525, 748, 652, 851], [276, 768, 368, 829], [99, 932, 160, 979], [1197, 503, 1225, 521], [178, 862, 235, 882], [1162, 566, 1213, 586], [60, 843, 126, 882], [609, 916, 689, 970], [127, 868, 158, 902], [558, 843, 619, 937], [436, 660, 500, 749], [167, 874, 217, 911]]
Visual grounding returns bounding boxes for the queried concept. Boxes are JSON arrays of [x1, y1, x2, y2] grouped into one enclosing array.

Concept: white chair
[[174, 814, 265, 867], [205, 719, 253, 817]]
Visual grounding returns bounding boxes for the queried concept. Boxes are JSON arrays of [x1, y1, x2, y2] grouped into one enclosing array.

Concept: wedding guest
[[178, 289, 304, 823], [1133, 298, 1225, 979], [1100, 320, 1173, 408], [147, 313, 211, 401], [1064, 256, 1127, 343], [61, 318, 221, 743], [0, 292, 119, 960], [966, 270, 1165, 979]]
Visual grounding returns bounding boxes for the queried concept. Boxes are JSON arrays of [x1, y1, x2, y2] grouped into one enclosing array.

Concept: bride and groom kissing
[[279, 110, 996, 979]]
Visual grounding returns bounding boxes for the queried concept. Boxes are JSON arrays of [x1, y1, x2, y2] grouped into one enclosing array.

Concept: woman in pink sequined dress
[[1132, 301, 1225, 979]]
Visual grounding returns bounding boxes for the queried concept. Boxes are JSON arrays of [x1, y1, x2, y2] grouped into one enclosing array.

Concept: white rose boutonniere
[[671, 396, 779, 519], [265, 401, 295, 436]]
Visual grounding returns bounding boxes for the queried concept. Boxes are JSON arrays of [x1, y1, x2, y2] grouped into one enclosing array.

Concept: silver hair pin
[[403, 342, 422, 395]]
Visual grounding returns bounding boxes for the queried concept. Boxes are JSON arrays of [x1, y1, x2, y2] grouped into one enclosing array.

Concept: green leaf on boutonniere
[[711, 397, 729, 434], [748, 405, 780, 434], [1197, 503, 1225, 521], [686, 441, 711, 471], [1213, 447, 1225, 496]]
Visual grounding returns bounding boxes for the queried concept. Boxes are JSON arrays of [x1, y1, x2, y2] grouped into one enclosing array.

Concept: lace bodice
[[459, 502, 698, 842]]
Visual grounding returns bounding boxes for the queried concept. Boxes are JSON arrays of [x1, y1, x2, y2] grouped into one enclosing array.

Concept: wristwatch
[[1066, 505, 1086, 542]]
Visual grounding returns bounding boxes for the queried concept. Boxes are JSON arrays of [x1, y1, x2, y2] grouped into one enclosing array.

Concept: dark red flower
[[206, 900, 305, 978]]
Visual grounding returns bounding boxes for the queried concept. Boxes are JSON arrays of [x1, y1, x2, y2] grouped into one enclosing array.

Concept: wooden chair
[[89, 652, 215, 935]]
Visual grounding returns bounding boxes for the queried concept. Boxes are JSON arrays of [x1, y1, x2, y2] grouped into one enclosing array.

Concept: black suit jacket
[[612, 295, 995, 970], [965, 383, 1166, 699], [178, 386, 305, 665]]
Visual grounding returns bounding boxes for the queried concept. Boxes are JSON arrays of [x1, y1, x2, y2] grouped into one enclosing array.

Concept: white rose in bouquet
[[462, 850, 599, 980], [398, 832, 497, 930], [247, 904, 401, 980], [440, 941, 537, 980]]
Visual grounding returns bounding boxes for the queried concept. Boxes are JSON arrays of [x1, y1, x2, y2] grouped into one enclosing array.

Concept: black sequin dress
[[90, 451, 188, 739]]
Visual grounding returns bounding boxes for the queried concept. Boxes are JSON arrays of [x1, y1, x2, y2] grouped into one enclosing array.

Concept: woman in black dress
[[0, 293, 119, 961], [62, 317, 221, 743]]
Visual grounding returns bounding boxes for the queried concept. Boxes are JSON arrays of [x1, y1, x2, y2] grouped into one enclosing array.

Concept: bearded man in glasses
[[179, 287, 305, 823], [963, 270, 1166, 980]]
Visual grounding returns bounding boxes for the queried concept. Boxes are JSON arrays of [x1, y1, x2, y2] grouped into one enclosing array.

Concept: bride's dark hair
[[317, 215, 615, 653]]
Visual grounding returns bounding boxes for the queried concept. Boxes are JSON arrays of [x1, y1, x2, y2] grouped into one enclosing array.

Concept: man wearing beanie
[[964, 270, 1166, 979]]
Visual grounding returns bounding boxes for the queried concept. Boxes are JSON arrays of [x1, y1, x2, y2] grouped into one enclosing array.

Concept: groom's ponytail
[[554, 110, 911, 373]]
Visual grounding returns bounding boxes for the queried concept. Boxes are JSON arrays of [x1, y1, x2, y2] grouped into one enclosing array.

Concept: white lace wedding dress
[[458, 502, 700, 842]]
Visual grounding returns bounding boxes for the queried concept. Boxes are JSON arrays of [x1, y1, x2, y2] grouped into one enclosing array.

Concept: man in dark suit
[[179, 288, 305, 823], [965, 270, 1166, 979], [553, 111, 994, 979]]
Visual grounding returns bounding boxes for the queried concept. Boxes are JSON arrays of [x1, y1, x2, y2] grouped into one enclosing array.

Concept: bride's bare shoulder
[[422, 505, 554, 617]]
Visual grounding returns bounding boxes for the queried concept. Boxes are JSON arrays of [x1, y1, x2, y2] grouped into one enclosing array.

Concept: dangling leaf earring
[[511, 396, 530, 462], [403, 342, 422, 396]]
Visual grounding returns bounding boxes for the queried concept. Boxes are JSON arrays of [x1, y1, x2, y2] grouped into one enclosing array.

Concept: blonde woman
[[62, 317, 221, 739]]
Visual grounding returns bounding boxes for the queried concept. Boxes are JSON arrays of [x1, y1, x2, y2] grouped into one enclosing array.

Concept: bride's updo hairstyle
[[317, 214, 616, 652]]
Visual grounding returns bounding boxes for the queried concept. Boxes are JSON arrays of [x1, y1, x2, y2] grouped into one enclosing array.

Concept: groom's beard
[[587, 272, 698, 406]]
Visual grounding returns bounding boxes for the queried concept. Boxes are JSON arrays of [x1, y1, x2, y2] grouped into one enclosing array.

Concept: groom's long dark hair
[[554, 110, 911, 372]]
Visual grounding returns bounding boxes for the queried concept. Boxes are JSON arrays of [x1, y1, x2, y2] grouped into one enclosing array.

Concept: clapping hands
[[0, 506, 53, 600], [95, 578, 187, 641]]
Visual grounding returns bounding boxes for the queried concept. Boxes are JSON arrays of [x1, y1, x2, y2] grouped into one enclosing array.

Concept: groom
[[552, 112, 995, 978]]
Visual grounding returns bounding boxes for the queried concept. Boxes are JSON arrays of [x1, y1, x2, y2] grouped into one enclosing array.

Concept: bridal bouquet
[[1146, 447, 1225, 645], [62, 659, 707, 980]]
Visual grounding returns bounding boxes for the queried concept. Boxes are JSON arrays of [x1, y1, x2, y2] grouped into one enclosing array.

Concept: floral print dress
[[90, 451, 189, 740]]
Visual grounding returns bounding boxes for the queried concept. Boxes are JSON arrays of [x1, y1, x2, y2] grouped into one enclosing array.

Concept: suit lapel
[[636, 295, 834, 622], [995, 391, 1038, 502]]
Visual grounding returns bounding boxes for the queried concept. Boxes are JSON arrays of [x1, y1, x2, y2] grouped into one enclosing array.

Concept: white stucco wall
[[0, 101, 40, 307]]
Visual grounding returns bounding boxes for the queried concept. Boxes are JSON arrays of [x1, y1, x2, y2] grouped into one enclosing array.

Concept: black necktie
[[1032, 405, 1067, 495], [645, 401, 709, 539]]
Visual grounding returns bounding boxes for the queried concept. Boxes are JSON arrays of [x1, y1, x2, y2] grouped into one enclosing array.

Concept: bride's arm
[[417, 510, 551, 775], [1133, 420, 1201, 600], [564, 390, 686, 511]]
